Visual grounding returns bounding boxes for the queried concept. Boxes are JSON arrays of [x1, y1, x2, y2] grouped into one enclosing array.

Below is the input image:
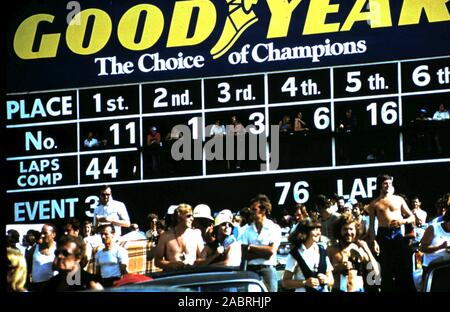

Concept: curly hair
[[332, 212, 361, 243]]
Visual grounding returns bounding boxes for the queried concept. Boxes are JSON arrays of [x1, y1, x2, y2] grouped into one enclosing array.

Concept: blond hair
[[7, 248, 27, 292], [174, 203, 193, 225]]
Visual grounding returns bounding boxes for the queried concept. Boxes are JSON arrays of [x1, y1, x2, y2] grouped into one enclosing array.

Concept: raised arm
[[400, 198, 415, 225]]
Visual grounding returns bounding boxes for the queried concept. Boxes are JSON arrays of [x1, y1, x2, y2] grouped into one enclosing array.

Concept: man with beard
[[327, 213, 379, 292], [369, 174, 416, 292], [154, 204, 206, 271], [43, 235, 103, 291]]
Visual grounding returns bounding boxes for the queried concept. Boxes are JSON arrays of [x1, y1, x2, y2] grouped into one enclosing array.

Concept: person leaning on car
[[240, 194, 282, 292]]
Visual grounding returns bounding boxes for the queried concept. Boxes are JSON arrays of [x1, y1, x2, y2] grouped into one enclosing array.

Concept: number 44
[[275, 181, 309, 205], [86, 156, 118, 180]]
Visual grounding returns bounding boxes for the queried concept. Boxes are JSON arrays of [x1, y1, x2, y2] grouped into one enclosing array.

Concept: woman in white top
[[210, 120, 226, 136], [420, 209, 450, 268], [432, 103, 450, 120], [282, 218, 334, 292], [206, 212, 241, 267]]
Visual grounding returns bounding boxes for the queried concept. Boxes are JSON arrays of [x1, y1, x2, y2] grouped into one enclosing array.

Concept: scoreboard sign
[[5, 0, 450, 226]]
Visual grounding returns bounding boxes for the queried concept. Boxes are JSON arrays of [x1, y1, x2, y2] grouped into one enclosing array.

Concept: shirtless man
[[369, 174, 416, 292], [327, 214, 379, 292], [154, 204, 206, 271]]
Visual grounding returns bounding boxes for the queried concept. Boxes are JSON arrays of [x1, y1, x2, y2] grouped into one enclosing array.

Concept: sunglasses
[[185, 214, 194, 218], [220, 222, 233, 228], [55, 249, 74, 257]]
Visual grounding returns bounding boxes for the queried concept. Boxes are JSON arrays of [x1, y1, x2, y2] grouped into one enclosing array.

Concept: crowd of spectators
[[6, 179, 450, 292]]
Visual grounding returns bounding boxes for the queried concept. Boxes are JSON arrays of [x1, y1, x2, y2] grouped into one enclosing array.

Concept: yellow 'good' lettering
[[167, 0, 216, 47], [14, 14, 61, 59], [66, 9, 112, 55], [341, 0, 392, 31], [398, 0, 450, 25], [118, 4, 164, 51], [266, 0, 302, 38], [303, 0, 340, 35]]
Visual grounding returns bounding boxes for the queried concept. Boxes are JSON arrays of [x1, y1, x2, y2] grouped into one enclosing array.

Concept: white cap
[[214, 213, 233, 227], [193, 204, 213, 220], [217, 209, 233, 219], [167, 205, 178, 215]]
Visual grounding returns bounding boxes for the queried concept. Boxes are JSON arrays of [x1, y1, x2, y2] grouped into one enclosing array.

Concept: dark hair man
[[93, 185, 130, 236], [240, 194, 282, 292], [44, 235, 103, 291], [369, 174, 416, 292]]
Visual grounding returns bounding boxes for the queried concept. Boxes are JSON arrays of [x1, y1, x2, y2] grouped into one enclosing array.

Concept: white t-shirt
[[31, 244, 56, 283], [432, 110, 450, 120], [210, 125, 226, 136], [95, 245, 129, 278], [284, 243, 333, 292], [84, 138, 99, 148], [422, 222, 450, 267]]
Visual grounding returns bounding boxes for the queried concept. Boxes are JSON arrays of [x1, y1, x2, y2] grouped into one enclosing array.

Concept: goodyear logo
[[13, 0, 450, 61]]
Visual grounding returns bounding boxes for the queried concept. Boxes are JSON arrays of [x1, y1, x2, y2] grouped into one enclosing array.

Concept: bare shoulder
[[393, 194, 406, 202], [356, 239, 369, 249], [189, 228, 203, 237], [159, 229, 174, 242], [326, 245, 339, 256], [392, 195, 410, 209], [368, 197, 381, 209]]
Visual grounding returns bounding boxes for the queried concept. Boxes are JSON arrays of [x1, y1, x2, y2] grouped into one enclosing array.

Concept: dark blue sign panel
[[7, 0, 450, 92]]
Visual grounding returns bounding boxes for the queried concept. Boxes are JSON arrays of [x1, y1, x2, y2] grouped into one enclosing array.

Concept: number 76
[[275, 181, 309, 205]]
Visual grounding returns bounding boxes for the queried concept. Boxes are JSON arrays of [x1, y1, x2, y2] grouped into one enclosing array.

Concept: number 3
[[249, 112, 265, 134]]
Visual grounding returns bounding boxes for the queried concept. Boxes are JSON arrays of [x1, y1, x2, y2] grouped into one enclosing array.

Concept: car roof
[[104, 285, 194, 292], [147, 265, 249, 279], [149, 271, 262, 286], [115, 266, 267, 292]]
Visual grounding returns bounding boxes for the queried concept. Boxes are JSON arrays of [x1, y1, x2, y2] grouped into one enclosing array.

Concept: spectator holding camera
[[206, 211, 242, 267], [327, 213, 380, 292], [282, 218, 334, 292]]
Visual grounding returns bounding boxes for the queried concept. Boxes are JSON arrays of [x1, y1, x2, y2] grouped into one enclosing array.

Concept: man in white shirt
[[28, 224, 57, 291], [432, 103, 450, 120], [95, 224, 129, 287], [411, 197, 428, 227], [93, 185, 130, 237], [240, 194, 282, 292]]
